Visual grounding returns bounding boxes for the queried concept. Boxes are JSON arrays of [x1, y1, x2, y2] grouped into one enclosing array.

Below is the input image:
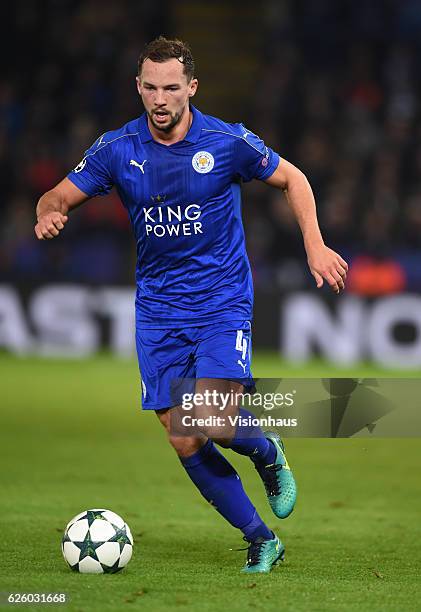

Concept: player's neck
[[148, 106, 192, 146]]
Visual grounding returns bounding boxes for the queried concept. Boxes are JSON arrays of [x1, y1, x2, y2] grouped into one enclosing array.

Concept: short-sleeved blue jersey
[[67, 105, 279, 328]]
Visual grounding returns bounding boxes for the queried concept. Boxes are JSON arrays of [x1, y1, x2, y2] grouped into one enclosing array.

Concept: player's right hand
[[34, 212, 68, 240]]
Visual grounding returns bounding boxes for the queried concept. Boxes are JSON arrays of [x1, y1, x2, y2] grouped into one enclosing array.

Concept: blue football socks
[[227, 409, 277, 466], [180, 439, 272, 541]]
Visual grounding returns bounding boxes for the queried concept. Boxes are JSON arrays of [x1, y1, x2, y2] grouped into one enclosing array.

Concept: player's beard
[[149, 108, 184, 133]]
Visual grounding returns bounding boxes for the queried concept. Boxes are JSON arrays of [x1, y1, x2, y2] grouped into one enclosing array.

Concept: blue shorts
[[135, 319, 254, 410]]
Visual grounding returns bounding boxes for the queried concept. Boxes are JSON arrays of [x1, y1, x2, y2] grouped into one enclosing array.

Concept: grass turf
[[1, 353, 420, 611]]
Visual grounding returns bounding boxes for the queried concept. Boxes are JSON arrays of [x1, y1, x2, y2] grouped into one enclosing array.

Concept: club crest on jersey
[[192, 151, 214, 174]]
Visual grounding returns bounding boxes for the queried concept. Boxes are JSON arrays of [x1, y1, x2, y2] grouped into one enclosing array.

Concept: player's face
[[137, 59, 198, 133]]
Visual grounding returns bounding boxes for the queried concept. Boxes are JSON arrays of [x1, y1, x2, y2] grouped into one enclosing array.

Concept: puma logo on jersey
[[237, 359, 247, 374], [130, 159, 148, 173], [96, 133, 106, 147]]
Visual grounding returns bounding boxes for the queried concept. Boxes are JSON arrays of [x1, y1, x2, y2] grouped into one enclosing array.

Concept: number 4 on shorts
[[235, 330, 247, 360]]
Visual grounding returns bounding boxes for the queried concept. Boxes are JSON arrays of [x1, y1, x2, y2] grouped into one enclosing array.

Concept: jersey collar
[[139, 104, 203, 144]]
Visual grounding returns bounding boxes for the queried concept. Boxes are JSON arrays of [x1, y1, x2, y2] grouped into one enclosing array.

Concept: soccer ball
[[62, 509, 133, 573]]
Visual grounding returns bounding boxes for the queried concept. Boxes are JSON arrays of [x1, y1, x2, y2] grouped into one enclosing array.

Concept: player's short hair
[[137, 36, 195, 82]]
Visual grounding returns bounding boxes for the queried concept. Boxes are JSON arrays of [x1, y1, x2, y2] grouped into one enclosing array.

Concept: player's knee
[[200, 423, 236, 446], [168, 434, 204, 458]]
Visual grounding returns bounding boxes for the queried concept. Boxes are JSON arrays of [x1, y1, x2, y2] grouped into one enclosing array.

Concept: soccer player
[[35, 37, 348, 573]]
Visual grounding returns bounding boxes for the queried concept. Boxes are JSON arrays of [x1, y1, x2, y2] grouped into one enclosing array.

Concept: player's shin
[[226, 408, 277, 466], [179, 439, 272, 542]]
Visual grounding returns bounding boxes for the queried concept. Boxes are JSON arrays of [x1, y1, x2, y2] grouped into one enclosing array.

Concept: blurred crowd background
[[2, 0, 421, 295]]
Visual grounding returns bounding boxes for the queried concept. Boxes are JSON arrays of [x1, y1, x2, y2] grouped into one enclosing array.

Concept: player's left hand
[[306, 244, 348, 294]]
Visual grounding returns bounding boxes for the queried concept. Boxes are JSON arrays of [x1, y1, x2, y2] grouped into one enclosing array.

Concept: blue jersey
[[67, 105, 280, 328]]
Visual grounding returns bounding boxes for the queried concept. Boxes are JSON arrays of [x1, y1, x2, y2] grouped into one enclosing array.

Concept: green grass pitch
[[1, 353, 420, 611]]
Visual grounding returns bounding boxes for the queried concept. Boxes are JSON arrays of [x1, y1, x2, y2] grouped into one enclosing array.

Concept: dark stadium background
[[2, 0, 421, 367], [1, 3, 421, 611]]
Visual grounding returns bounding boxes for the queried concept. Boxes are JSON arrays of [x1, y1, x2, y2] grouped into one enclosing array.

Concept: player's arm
[[35, 178, 89, 240], [264, 158, 348, 294]]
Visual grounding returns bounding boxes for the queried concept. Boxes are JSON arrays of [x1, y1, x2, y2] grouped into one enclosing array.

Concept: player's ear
[[135, 76, 142, 96], [188, 78, 198, 98]]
